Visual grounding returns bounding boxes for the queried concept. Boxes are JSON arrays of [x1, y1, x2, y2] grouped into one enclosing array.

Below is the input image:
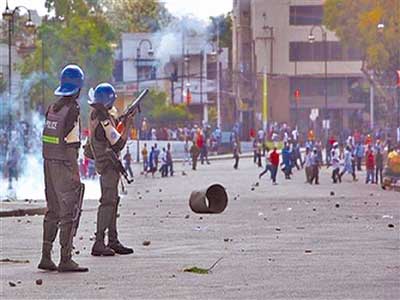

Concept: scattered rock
[[17, 280, 21, 284], [159, 189, 162, 192], [142, 240, 151, 246], [36, 279, 43, 285], [199, 217, 203, 220], [168, 211, 171, 215], [138, 196, 142, 200], [364, 201, 368, 205], [9, 281, 16, 287], [312, 208, 316, 211], [264, 217, 267, 221], [305, 250, 312, 254], [160, 200, 163, 203], [255, 182, 259, 187], [388, 224, 395, 228], [116, 213, 120, 218], [145, 190, 150, 193], [335, 203, 340, 208], [171, 274, 176, 278], [223, 238, 229, 242], [98, 287, 105, 290], [132, 212, 136, 215], [376, 202, 379, 206], [75, 251, 80, 255], [26, 220, 31, 224], [79, 236, 83, 240], [17, 219, 21, 223], [251, 187, 255, 191], [185, 215, 190, 219], [330, 191, 335, 196], [89, 236, 94, 241], [370, 193, 374, 196], [275, 227, 281, 231]]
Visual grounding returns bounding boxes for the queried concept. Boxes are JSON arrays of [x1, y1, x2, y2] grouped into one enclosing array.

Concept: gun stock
[[71, 183, 85, 240]]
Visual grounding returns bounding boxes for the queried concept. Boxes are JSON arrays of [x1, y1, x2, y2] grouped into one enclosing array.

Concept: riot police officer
[[88, 83, 135, 256], [38, 65, 88, 272]]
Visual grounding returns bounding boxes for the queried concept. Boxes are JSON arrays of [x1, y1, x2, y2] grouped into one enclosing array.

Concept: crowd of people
[[244, 125, 399, 188]]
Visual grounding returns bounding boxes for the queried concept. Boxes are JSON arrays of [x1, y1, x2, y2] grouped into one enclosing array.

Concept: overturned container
[[189, 184, 228, 214]]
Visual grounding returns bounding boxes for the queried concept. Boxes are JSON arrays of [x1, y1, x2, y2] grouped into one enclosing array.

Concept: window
[[290, 5, 323, 26], [136, 59, 157, 80], [290, 78, 345, 97], [289, 42, 362, 61]]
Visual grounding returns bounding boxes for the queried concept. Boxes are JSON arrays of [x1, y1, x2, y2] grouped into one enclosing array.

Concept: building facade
[[233, 0, 366, 138]]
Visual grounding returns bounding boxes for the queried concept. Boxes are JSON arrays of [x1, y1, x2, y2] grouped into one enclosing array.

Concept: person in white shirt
[[160, 148, 168, 177]]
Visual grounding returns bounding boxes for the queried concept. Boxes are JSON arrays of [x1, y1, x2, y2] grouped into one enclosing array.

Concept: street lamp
[[136, 38, 153, 162], [2, 0, 35, 189], [308, 25, 328, 140]]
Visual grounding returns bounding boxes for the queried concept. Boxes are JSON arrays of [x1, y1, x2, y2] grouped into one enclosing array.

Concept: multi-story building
[[114, 32, 229, 125], [233, 0, 365, 138]]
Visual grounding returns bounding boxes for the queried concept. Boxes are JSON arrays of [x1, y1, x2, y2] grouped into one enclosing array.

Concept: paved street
[[1, 158, 399, 299]]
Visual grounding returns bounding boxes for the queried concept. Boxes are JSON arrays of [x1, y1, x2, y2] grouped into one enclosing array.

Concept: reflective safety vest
[[42, 103, 78, 160]]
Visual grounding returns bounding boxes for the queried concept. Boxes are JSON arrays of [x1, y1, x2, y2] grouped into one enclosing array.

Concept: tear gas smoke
[[0, 73, 100, 201]]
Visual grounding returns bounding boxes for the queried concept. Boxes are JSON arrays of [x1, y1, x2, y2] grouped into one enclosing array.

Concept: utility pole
[[181, 30, 185, 104], [370, 73, 374, 130], [216, 26, 221, 129]]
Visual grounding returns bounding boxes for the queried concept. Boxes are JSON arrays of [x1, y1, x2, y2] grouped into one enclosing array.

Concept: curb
[[0, 207, 46, 218]]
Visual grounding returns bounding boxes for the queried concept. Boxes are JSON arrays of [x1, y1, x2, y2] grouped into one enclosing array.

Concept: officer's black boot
[[108, 198, 133, 255], [38, 219, 58, 271], [91, 207, 115, 256], [58, 223, 88, 272]]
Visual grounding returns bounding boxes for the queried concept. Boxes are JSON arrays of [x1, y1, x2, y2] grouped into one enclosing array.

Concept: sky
[[3, 0, 232, 20]]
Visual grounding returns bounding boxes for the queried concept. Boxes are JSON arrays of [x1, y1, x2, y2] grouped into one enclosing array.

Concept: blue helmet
[[54, 64, 84, 96], [88, 82, 117, 109]]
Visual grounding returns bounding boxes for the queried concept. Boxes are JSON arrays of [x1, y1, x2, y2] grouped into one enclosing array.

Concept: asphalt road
[[1, 158, 399, 299]]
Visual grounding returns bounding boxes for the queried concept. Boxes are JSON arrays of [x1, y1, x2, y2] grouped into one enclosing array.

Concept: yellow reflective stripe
[[42, 135, 59, 144]]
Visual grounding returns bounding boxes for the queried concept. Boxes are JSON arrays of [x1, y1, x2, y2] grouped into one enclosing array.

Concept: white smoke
[[153, 16, 212, 67]]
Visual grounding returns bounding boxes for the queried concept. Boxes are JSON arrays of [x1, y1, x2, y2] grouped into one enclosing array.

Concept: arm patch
[[100, 120, 121, 146]]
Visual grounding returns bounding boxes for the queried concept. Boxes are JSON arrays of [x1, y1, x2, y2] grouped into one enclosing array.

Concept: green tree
[[101, 0, 173, 36], [324, 0, 400, 76], [209, 13, 233, 66], [140, 89, 192, 124], [209, 13, 233, 50], [20, 1, 115, 108]]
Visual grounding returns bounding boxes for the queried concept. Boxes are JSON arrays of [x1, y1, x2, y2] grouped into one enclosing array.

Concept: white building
[[116, 32, 228, 123]]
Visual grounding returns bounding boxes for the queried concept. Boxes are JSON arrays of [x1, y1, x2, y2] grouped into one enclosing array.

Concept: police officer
[[88, 83, 134, 256], [38, 64, 88, 272]]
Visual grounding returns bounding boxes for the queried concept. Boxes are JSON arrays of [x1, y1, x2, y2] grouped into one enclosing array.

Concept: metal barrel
[[189, 184, 228, 214]]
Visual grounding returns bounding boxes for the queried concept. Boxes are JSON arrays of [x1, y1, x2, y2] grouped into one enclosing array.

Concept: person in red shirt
[[365, 134, 372, 146], [269, 147, 280, 184], [365, 146, 375, 184], [196, 132, 204, 149]]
